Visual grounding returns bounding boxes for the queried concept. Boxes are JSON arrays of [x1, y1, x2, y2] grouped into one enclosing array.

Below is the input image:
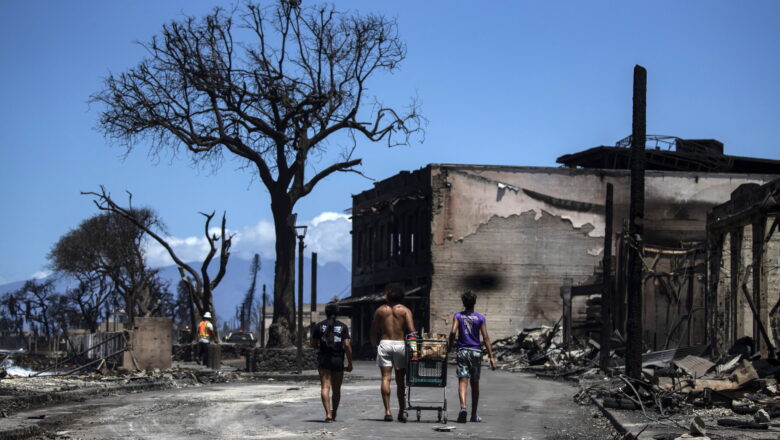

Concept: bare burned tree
[[0, 290, 25, 335], [84, 187, 233, 339], [174, 280, 197, 338], [15, 279, 59, 340], [92, 2, 422, 346], [65, 277, 110, 333], [238, 254, 261, 332]]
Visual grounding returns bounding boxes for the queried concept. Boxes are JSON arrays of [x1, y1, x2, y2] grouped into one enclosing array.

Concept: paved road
[[6, 362, 614, 439]]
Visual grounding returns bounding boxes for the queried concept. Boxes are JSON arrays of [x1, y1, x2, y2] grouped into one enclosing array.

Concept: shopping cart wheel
[[416, 410, 421, 421], [437, 409, 442, 422], [443, 412, 447, 423]]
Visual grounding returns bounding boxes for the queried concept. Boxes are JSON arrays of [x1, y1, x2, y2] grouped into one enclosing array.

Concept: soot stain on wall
[[460, 269, 505, 292]]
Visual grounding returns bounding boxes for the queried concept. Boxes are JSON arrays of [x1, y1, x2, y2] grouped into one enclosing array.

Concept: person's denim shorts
[[456, 348, 482, 379]]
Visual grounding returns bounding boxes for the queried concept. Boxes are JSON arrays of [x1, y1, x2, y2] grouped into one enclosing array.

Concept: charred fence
[[67, 331, 127, 360]]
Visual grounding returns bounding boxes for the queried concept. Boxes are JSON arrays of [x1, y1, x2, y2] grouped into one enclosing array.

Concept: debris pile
[[0, 366, 241, 415], [492, 323, 601, 377], [493, 324, 780, 436], [571, 339, 780, 437]]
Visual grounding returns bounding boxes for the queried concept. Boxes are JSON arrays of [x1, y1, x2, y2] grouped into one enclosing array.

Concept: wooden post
[[260, 284, 266, 348], [600, 183, 614, 371], [752, 220, 765, 355], [311, 252, 318, 327], [626, 65, 646, 380], [296, 234, 305, 374], [616, 233, 626, 335]]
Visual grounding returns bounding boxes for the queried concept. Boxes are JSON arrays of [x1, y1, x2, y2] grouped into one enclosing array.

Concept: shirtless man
[[370, 283, 416, 422]]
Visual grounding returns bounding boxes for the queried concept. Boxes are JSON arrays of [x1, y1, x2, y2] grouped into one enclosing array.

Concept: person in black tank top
[[311, 303, 353, 422]]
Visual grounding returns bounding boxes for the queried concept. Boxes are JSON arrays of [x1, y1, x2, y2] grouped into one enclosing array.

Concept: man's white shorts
[[376, 340, 406, 369]]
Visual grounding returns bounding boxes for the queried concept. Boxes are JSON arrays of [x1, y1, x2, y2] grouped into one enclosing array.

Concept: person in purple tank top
[[447, 290, 496, 423]]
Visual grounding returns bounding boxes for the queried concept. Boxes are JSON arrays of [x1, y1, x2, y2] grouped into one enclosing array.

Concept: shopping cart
[[404, 336, 448, 423]]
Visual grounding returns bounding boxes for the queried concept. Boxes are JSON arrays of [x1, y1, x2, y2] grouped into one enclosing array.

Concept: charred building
[[707, 178, 780, 357], [344, 137, 780, 354]]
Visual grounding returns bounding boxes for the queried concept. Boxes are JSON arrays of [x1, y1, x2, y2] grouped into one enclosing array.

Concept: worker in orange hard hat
[[197, 312, 215, 366]]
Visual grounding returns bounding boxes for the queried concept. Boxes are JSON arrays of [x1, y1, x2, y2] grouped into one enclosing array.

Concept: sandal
[[470, 415, 482, 422], [397, 410, 407, 423], [383, 414, 393, 422], [324, 417, 333, 423]]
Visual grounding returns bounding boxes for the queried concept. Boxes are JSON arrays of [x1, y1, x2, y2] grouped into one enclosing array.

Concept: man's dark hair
[[385, 283, 405, 303], [461, 290, 477, 309]]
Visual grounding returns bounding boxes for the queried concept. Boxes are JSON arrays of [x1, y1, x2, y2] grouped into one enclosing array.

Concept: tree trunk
[[188, 293, 197, 341], [267, 201, 297, 347]]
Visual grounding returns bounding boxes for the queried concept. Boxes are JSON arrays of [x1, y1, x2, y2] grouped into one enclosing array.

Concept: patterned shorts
[[456, 349, 482, 379]]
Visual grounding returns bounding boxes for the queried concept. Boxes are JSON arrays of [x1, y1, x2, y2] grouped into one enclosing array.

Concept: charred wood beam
[[626, 64, 646, 380], [765, 216, 779, 243], [706, 221, 721, 351], [600, 183, 614, 371], [730, 229, 742, 347], [739, 266, 776, 357], [753, 219, 765, 353]]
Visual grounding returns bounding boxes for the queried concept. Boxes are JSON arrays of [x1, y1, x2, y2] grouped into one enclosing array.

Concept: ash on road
[[5, 362, 615, 439]]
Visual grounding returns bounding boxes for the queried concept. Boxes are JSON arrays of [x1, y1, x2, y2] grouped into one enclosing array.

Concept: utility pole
[[600, 183, 614, 371], [626, 65, 646, 380], [311, 252, 318, 327], [295, 225, 308, 374], [260, 284, 266, 348]]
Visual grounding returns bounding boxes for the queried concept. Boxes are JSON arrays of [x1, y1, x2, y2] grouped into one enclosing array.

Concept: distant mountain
[[0, 256, 351, 321], [157, 255, 352, 320]]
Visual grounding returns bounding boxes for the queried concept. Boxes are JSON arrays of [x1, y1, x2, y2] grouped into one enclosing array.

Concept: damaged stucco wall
[[429, 211, 602, 336], [426, 165, 778, 339], [430, 166, 776, 248]]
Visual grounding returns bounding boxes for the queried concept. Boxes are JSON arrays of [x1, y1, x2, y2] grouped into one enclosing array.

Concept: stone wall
[[249, 348, 317, 371]]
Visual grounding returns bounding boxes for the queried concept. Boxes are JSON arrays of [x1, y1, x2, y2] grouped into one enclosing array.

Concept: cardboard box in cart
[[421, 333, 447, 360]]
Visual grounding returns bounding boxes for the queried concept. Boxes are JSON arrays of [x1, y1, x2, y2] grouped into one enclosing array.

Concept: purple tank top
[[455, 311, 485, 350]]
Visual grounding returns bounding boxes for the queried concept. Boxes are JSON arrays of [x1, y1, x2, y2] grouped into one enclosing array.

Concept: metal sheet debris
[[672, 355, 715, 378]]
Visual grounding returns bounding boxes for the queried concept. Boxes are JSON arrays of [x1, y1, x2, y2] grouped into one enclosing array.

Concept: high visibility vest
[[198, 320, 212, 341]]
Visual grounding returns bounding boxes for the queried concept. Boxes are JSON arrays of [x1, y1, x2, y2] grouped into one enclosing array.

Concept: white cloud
[[304, 212, 352, 268], [311, 212, 350, 226], [143, 212, 351, 268], [232, 219, 276, 259], [31, 270, 52, 280]]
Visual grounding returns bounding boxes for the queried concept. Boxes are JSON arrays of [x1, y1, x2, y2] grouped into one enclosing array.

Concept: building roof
[[556, 136, 780, 174]]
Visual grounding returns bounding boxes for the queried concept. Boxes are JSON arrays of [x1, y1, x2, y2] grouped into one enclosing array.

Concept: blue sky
[[1, 1, 779, 284]]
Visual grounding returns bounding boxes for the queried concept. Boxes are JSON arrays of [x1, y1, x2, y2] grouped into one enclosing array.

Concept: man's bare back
[[371, 303, 415, 343], [370, 284, 416, 421]]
